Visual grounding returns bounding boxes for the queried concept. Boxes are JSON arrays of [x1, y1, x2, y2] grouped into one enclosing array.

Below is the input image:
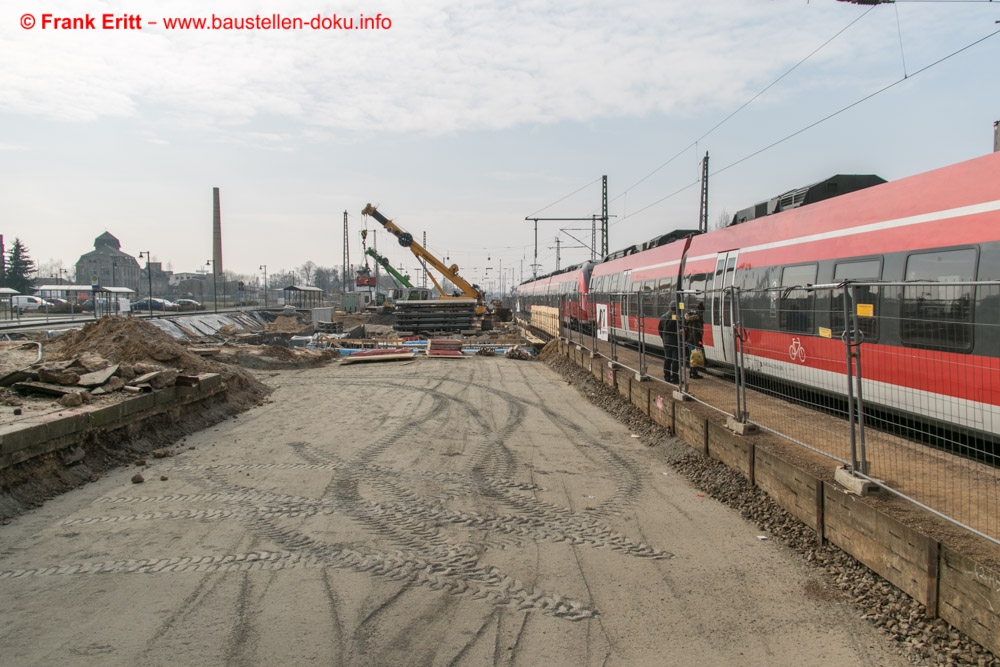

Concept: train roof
[[592, 151, 1000, 279], [731, 174, 886, 226]]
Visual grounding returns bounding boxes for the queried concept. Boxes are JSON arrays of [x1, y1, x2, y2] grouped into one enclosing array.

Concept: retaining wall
[[560, 340, 1000, 656], [0, 374, 224, 470]]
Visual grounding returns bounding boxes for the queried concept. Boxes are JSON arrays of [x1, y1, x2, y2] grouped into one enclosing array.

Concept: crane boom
[[365, 247, 413, 290], [361, 204, 485, 313]]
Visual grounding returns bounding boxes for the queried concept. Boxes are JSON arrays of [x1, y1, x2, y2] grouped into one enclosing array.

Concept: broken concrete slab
[[77, 364, 120, 388]]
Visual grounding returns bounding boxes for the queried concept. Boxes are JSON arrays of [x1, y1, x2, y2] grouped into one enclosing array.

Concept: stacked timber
[[426, 339, 464, 358]]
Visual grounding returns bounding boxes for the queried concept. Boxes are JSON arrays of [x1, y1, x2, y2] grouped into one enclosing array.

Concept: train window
[[779, 264, 816, 333], [901, 248, 976, 352], [686, 272, 709, 324], [831, 259, 881, 341], [609, 273, 621, 293]]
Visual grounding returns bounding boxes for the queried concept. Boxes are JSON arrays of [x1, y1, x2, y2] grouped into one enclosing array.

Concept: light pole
[[206, 260, 218, 313], [138, 251, 153, 318], [111, 260, 119, 314], [260, 265, 268, 308]]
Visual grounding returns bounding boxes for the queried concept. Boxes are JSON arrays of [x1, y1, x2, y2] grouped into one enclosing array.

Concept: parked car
[[174, 299, 203, 311], [131, 298, 180, 312], [132, 298, 166, 312], [45, 297, 71, 313], [11, 295, 53, 314], [80, 298, 117, 312]]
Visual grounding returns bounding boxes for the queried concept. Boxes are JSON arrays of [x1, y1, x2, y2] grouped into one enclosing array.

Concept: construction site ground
[[0, 314, 996, 665]]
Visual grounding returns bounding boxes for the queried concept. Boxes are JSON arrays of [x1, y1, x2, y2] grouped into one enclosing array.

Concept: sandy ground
[[0, 357, 912, 666]]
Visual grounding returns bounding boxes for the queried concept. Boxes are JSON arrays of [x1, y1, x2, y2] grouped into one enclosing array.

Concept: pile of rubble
[[40, 317, 272, 411], [4, 353, 201, 408]]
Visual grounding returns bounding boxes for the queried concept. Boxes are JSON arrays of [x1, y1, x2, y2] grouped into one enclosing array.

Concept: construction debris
[[426, 339, 464, 358]]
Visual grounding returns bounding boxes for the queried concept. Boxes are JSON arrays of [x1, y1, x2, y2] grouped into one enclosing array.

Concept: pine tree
[[5, 238, 36, 294]]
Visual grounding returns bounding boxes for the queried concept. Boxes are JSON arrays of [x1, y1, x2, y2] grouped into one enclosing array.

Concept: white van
[[11, 295, 52, 313]]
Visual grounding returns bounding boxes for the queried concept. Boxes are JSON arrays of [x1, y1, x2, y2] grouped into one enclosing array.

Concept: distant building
[[75, 232, 141, 291], [73, 232, 172, 298]]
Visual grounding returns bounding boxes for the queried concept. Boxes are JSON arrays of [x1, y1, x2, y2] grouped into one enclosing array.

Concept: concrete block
[[0, 420, 49, 456], [726, 415, 758, 435], [37, 411, 88, 441], [834, 466, 879, 496], [198, 373, 222, 392], [154, 386, 178, 407], [88, 402, 125, 428], [122, 393, 155, 417]]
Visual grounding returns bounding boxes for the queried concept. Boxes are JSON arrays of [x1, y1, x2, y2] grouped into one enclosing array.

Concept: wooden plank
[[823, 483, 936, 606], [618, 373, 630, 401], [648, 390, 671, 429], [673, 405, 706, 453], [707, 421, 753, 481], [754, 447, 822, 534], [341, 352, 417, 364], [604, 365, 615, 389], [938, 546, 1000, 656], [630, 381, 650, 416]]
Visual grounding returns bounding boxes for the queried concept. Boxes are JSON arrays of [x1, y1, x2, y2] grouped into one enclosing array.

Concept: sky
[[2, 0, 999, 294]]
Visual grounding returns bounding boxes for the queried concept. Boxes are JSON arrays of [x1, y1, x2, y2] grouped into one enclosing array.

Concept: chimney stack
[[212, 187, 223, 277]]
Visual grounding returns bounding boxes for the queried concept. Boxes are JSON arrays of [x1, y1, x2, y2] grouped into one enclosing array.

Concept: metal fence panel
[[734, 282, 1000, 544]]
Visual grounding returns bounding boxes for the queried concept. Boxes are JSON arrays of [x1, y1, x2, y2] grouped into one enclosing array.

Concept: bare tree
[[299, 261, 317, 286], [713, 209, 732, 231], [36, 258, 67, 282]]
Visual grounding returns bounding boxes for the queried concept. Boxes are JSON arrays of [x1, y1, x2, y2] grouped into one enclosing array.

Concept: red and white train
[[516, 151, 1000, 443], [514, 261, 595, 333]]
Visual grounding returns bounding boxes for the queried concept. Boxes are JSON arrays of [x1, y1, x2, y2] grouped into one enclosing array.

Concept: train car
[[515, 262, 595, 332], [589, 151, 1000, 441]]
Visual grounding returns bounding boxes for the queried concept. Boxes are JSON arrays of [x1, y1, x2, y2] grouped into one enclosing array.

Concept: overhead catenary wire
[[525, 176, 603, 219], [895, 3, 909, 77], [611, 25, 1000, 227], [712, 27, 1000, 178], [606, 6, 878, 209]]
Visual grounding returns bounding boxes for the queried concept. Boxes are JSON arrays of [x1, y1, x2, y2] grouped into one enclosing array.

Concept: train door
[[709, 251, 739, 363], [619, 270, 632, 335]]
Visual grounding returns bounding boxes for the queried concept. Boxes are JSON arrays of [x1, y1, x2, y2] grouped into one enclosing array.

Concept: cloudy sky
[[2, 0, 998, 292]]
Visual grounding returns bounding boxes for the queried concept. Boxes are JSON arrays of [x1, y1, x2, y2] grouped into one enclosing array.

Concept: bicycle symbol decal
[[788, 338, 807, 363]]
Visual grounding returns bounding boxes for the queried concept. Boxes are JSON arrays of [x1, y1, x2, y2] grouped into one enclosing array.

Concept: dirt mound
[[46, 318, 270, 410], [266, 315, 310, 333]]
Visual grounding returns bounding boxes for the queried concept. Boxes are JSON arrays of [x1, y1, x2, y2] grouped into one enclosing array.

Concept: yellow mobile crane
[[362, 204, 486, 332]]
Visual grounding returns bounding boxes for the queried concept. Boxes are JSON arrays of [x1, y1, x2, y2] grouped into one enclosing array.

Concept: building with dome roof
[[73, 232, 171, 299]]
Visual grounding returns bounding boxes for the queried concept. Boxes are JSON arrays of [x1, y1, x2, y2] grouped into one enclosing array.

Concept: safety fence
[[521, 281, 1000, 545]]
